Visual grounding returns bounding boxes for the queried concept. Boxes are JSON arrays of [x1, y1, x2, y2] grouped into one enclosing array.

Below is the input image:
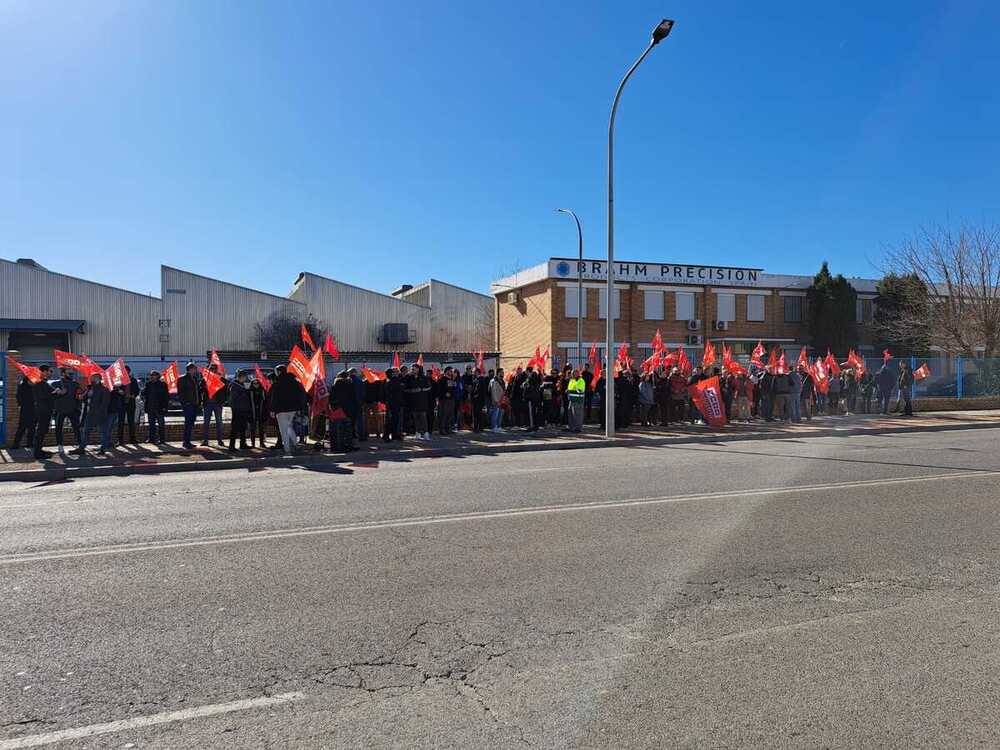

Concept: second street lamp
[[555, 208, 584, 368], [605, 18, 674, 439]]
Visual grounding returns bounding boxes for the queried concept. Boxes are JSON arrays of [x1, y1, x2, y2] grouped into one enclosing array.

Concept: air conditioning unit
[[506, 291, 519, 304], [686, 334, 702, 346], [380, 323, 410, 344], [687, 319, 701, 331], [713, 320, 729, 332]]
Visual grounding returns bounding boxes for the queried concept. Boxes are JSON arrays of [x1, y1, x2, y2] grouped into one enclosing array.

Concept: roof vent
[[16, 258, 48, 271], [391, 284, 414, 297]]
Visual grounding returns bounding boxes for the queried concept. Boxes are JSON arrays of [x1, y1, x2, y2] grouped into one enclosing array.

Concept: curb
[[2, 416, 996, 483]]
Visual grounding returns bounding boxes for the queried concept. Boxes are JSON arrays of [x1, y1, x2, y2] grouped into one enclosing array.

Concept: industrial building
[[1, 257, 493, 370], [492, 257, 880, 369]]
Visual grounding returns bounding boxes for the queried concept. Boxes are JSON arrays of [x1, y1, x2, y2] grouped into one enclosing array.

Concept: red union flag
[[475, 350, 485, 374], [54, 349, 103, 379], [688, 376, 727, 428], [9, 356, 44, 384], [163, 361, 180, 394], [323, 334, 340, 360], [393, 352, 401, 369], [254, 364, 272, 392], [847, 349, 866, 376], [590, 360, 602, 389], [587, 342, 598, 366], [702, 340, 717, 368], [309, 346, 326, 384], [651, 329, 664, 353], [810, 358, 830, 394], [797, 346, 809, 370], [102, 358, 131, 389], [310, 374, 330, 418], [200, 366, 226, 399], [288, 345, 314, 391], [676, 347, 693, 376], [301, 324, 316, 352], [751, 340, 766, 368], [210, 349, 227, 377], [914, 363, 930, 381]]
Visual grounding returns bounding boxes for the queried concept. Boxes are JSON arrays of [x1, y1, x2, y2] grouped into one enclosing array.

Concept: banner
[[254, 364, 272, 392], [163, 362, 180, 394], [288, 345, 314, 391], [9, 356, 44, 384], [688, 376, 727, 428], [200, 366, 226, 399], [54, 349, 103, 380], [210, 349, 227, 377], [102, 358, 131, 390], [310, 375, 330, 418]]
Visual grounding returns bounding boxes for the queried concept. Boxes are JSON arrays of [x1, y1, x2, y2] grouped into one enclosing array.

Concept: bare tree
[[883, 225, 1000, 358], [254, 310, 328, 352]]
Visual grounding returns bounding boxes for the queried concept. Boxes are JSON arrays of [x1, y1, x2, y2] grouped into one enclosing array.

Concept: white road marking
[[0, 692, 306, 749], [1, 469, 997, 566]]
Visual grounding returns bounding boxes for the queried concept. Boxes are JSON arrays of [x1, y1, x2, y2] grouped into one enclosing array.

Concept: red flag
[[702, 340, 717, 369], [475, 350, 485, 374], [847, 349, 866, 376], [102, 358, 131, 389], [360, 367, 384, 384], [797, 347, 809, 369], [54, 349, 102, 380], [651, 329, 664, 353], [253, 364, 271, 393], [688, 376, 728, 428], [323, 334, 340, 360], [210, 349, 227, 378], [541, 346, 550, 371], [825, 350, 842, 377], [416, 353, 424, 368], [163, 362, 180, 394], [883, 349, 893, 365], [722, 344, 733, 366], [641, 350, 661, 374], [766, 348, 779, 374], [591, 360, 603, 389], [661, 349, 679, 370], [431, 365, 442, 381], [288, 345, 315, 391], [9, 356, 44, 384], [393, 352, 401, 369], [309, 346, 326, 384], [776, 352, 789, 375], [301, 324, 316, 352], [677, 347, 693, 377], [810, 358, 830, 394], [200, 366, 226, 399], [751, 341, 766, 367], [528, 345, 543, 369], [310, 375, 330, 418], [615, 343, 630, 369], [587, 342, 598, 366], [914, 363, 930, 381]]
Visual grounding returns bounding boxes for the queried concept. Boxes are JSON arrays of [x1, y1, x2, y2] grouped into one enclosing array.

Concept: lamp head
[[651, 19, 674, 45]]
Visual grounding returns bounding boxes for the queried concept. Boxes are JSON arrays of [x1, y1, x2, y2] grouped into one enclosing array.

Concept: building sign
[[549, 259, 762, 287]]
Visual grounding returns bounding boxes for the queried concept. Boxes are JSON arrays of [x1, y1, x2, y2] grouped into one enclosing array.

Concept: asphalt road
[[2, 424, 1000, 748]]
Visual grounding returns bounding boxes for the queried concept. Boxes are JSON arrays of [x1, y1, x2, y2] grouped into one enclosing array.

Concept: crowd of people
[[9, 355, 918, 462]]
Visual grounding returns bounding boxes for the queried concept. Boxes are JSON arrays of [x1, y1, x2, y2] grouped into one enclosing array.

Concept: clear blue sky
[[2, 1, 998, 298]]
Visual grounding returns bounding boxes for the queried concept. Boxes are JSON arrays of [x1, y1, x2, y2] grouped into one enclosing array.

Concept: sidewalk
[[1, 410, 996, 483]]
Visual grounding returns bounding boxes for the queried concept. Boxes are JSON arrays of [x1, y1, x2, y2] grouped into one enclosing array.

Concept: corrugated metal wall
[[401, 281, 494, 352], [0, 259, 161, 356], [161, 266, 307, 357], [288, 273, 431, 351]]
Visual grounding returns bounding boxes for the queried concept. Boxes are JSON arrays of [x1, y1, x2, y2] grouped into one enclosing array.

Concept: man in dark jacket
[[118, 366, 140, 445], [472, 368, 490, 433], [201, 363, 228, 447], [521, 368, 542, 431], [876, 365, 896, 414], [269, 365, 306, 457], [349, 369, 367, 442], [405, 365, 431, 439], [142, 370, 170, 445], [177, 363, 201, 449], [227, 370, 252, 450], [382, 369, 405, 442], [53, 369, 82, 450], [76, 373, 113, 455], [249, 377, 268, 448], [11, 375, 36, 450], [31, 365, 55, 459], [898, 361, 914, 416], [329, 370, 359, 452]]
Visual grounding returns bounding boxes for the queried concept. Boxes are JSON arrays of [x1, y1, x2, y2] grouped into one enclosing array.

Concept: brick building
[[492, 258, 878, 370]]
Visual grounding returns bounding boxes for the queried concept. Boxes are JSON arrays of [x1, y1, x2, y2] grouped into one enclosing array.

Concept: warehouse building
[[1, 257, 493, 368], [492, 258, 879, 369]]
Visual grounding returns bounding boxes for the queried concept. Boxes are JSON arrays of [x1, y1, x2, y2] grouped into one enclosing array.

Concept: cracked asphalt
[[2, 423, 1000, 748]]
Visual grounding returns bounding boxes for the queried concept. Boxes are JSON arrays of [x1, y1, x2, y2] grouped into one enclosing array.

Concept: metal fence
[[861, 356, 1000, 399]]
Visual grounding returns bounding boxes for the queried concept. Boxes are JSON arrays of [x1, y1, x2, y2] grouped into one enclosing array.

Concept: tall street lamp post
[[605, 19, 674, 439], [555, 208, 584, 368]]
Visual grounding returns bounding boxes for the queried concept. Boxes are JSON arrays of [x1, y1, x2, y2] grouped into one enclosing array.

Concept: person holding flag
[[200, 363, 229, 447], [898, 360, 915, 416], [876, 360, 896, 414], [270, 364, 307, 457], [31, 364, 56, 460], [10, 369, 37, 451], [248, 375, 269, 448], [176, 363, 202, 450], [142, 370, 170, 445]]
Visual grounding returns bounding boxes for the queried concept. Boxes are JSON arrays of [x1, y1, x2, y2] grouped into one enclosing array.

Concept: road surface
[[2, 423, 1000, 748]]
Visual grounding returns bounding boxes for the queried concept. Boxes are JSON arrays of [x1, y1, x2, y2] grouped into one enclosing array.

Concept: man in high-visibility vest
[[566, 369, 586, 433]]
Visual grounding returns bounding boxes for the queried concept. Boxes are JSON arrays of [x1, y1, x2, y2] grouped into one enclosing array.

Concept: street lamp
[[555, 208, 584, 368], [605, 18, 674, 439]]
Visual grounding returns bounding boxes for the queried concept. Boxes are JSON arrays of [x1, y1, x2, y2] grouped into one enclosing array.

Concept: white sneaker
[[423, 432, 431, 440]]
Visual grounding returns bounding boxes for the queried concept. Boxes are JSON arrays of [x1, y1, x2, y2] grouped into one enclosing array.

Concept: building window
[[855, 298, 873, 323], [783, 295, 803, 323], [746, 295, 765, 322], [565, 287, 587, 319], [675, 291, 695, 321], [644, 290, 664, 320], [716, 293, 735, 322], [598, 288, 620, 320]]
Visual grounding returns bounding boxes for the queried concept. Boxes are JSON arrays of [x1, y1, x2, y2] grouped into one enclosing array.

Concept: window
[[746, 295, 765, 322], [565, 287, 587, 319], [644, 290, 664, 320], [598, 288, 620, 320], [856, 298, 872, 323], [855, 298, 863, 324], [783, 295, 803, 323], [716, 293, 736, 322], [675, 291, 695, 321]]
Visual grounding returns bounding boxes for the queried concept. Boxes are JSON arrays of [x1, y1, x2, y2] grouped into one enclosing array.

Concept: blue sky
[[2, 1, 998, 297]]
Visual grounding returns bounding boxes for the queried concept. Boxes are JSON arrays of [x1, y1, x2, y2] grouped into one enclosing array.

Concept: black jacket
[[269, 372, 306, 413], [143, 380, 170, 413], [87, 384, 111, 419], [384, 377, 405, 409], [228, 381, 252, 413], [405, 374, 431, 412], [177, 373, 201, 407], [202, 376, 229, 406], [332, 376, 359, 418], [54, 378, 82, 415], [17, 379, 36, 416], [33, 380, 55, 413]]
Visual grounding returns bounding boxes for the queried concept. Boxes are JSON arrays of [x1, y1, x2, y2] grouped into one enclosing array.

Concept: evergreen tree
[[873, 272, 930, 355], [806, 262, 857, 354]]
